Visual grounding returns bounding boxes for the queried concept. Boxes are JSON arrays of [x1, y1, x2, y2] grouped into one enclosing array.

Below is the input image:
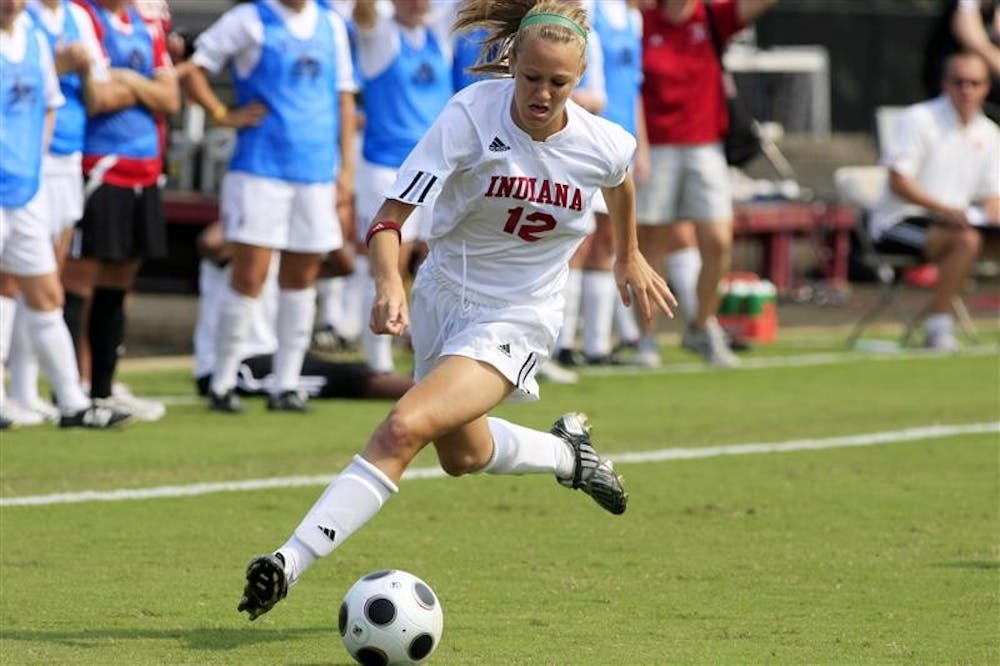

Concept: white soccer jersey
[[387, 78, 636, 304]]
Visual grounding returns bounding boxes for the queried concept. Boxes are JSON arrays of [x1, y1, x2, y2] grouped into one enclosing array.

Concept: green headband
[[518, 12, 587, 41]]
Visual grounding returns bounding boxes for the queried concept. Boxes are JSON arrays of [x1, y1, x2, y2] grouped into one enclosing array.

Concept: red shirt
[[641, 1, 744, 145], [76, 0, 173, 187]]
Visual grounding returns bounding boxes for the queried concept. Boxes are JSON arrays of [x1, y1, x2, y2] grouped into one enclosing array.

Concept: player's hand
[[370, 275, 409, 336], [219, 101, 268, 129], [54, 42, 91, 76], [613, 251, 677, 323]]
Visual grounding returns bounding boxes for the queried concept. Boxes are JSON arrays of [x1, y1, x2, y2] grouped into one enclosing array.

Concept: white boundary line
[[2, 422, 996, 508]]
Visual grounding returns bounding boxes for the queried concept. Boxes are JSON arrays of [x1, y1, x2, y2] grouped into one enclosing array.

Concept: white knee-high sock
[[481, 417, 575, 476], [23, 307, 90, 413], [581, 270, 617, 358], [614, 298, 640, 345], [210, 285, 257, 395], [0, 295, 16, 405], [7, 297, 39, 404], [666, 247, 702, 324], [556, 268, 583, 350], [282, 454, 398, 583], [315, 277, 344, 330], [272, 287, 316, 393], [361, 270, 395, 373]]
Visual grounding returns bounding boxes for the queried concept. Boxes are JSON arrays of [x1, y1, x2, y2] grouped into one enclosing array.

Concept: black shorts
[[874, 216, 932, 258], [72, 182, 167, 261], [195, 352, 374, 399]]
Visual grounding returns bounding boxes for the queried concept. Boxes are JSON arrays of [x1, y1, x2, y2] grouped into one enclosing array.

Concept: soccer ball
[[338, 569, 444, 665]]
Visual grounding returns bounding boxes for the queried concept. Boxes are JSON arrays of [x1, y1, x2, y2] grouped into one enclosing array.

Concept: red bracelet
[[365, 220, 402, 247]]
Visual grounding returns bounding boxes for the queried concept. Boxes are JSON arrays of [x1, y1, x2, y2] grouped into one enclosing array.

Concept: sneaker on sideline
[[267, 389, 310, 412], [19, 398, 61, 424], [1, 399, 46, 427], [208, 389, 245, 414], [59, 404, 133, 429], [537, 359, 579, 384], [633, 335, 661, 368], [685, 318, 741, 368], [109, 382, 166, 422], [924, 330, 959, 352]]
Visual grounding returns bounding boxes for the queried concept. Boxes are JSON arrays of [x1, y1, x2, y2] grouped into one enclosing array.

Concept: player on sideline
[[0, 0, 129, 429], [237, 0, 675, 621]]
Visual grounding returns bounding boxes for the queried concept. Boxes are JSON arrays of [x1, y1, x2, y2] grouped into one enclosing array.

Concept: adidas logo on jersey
[[497, 343, 511, 357], [488, 136, 511, 152]]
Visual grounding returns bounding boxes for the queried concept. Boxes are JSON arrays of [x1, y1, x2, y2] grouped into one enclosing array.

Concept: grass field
[[1, 332, 998, 665]]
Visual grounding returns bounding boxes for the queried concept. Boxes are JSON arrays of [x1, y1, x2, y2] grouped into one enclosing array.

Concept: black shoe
[[0, 414, 15, 430], [59, 404, 133, 429], [237, 553, 288, 621], [585, 353, 628, 366], [208, 389, 244, 414], [312, 324, 356, 352], [555, 347, 586, 367], [552, 412, 627, 515], [267, 390, 309, 412]]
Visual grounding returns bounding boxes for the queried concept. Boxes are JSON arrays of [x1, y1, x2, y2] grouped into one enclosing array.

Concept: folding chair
[[833, 166, 979, 347]]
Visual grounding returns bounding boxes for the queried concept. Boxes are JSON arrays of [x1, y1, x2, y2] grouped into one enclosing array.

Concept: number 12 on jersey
[[503, 206, 557, 243]]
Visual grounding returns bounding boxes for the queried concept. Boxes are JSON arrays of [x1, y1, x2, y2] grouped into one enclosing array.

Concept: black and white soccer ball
[[338, 569, 444, 665]]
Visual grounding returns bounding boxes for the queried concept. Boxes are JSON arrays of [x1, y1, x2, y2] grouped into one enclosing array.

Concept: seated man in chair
[[870, 50, 1000, 351]]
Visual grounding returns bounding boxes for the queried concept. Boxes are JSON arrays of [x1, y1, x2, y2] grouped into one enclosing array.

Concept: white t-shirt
[[387, 78, 635, 304], [871, 95, 1000, 239], [27, 0, 110, 82], [1, 14, 64, 112], [354, 3, 453, 80], [192, 0, 355, 94]]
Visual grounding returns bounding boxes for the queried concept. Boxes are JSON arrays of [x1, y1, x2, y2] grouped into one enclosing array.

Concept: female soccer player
[[237, 0, 675, 621]]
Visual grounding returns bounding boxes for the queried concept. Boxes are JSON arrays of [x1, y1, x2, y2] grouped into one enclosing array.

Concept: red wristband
[[365, 220, 402, 247]]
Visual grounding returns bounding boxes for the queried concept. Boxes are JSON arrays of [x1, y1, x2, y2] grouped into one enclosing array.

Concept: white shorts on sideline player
[[636, 143, 733, 224], [408, 264, 563, 403], [355, 159, 433, 244], [41, 153, 85, 240], [220, 171, 342, 253], [0, 191, 57, 276]]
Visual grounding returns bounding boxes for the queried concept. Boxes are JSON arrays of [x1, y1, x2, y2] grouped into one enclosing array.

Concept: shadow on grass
[[0, 625, 346, 655], [932, 561, 1000, 570]]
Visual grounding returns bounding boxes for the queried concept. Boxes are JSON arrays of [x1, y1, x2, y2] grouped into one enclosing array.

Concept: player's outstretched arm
[[602, 175, 677, 323]]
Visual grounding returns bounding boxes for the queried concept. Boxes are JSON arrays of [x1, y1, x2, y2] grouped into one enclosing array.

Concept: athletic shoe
[[267, 389, 310, 412], [0, 413, 16, 430], [924, 330, 958, 352], [238, 553, 289, 621], [551, 412, 627, 515], [19, 398, 61, 424], [536, 359, 578, 384], [108, 383, 166, 422], [59, 404, 133, 429], [208, 389, 244, 414], [633, 335, 661, 368], [1, 399, 46, 427], [312, 323, 347, 352], [684, 319, 741, 367], [555, 347, 586, 368]]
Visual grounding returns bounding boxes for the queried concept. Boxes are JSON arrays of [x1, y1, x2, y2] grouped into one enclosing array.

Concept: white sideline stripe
[[2, 422, 997, 508]]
